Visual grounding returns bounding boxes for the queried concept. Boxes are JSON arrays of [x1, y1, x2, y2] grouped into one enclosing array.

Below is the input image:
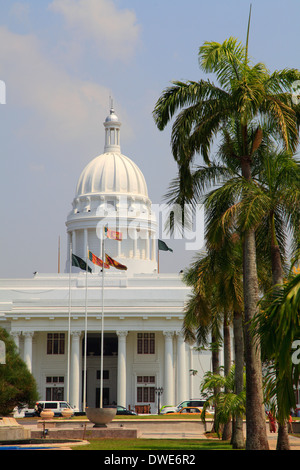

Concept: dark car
[[116, 405, 137, 415]]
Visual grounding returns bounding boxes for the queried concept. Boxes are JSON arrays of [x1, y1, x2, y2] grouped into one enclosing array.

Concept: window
[[45, 376, 64, 401], [47, 333, 65, 355], [96, 370, 109, 380], [137, 376, 155, 403], [137, 333, 155, 354]]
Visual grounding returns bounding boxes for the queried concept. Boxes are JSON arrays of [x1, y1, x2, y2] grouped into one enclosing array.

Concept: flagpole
[[58, 236, 60, 273], [83, 245, 88, 412], [100, 233, 105, 408], [67, 241, 72, 404], [157, 240, 160, 274]]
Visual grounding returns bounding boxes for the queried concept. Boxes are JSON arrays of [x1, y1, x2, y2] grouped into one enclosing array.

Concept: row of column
[[68, 330, 128, 410], [67, 228, 157, 264], [11, 329, 192, 411]]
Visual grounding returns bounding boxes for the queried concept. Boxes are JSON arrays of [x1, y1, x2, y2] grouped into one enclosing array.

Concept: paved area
[[1, 419, 299, 450]]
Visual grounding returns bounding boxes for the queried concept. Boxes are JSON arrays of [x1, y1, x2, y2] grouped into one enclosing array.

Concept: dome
[[66, 105, 157, 276], [76, 152, 148, 198], [75, 104, 148, 198]]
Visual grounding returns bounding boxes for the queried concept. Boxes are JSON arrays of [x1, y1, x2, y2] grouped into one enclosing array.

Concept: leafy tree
[[200, 365, 246, 440], [153, 21, 299, 446], [183, 233, 245, 447], [0, 328, 39, 416], [204, 137, 300, 449], [251, 274, 300, 431]]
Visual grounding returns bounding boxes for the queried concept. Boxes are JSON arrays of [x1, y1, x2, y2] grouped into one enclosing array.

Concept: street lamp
[[155, 387, 163, 414]]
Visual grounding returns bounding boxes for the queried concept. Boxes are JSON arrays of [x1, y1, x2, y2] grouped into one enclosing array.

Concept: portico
[[7, 291, 202, 412]]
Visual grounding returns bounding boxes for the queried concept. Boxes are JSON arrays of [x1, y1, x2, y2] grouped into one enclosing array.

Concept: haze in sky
[[0, 0, 299, 278]]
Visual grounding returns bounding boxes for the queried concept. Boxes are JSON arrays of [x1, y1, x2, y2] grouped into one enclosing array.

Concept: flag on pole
[[158, 240, 173, 252], [104, 227, 122, 241], [88, 250, 110, 269], [105, 254, 127, 271], [72, 254, 92, 272]]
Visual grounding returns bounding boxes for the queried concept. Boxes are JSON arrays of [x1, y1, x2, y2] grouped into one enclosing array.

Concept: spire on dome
[[104, 98, 121, 153]]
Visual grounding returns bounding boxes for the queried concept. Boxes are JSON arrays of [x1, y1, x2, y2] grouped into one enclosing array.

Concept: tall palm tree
[[203, 122, 300, 446], [183, 233, 245, 447], [153, 19, 299, 448]]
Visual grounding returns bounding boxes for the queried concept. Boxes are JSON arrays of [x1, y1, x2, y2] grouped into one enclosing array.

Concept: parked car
[[116, 405, 137, 415], [13, 406, 36, 418], [175, 406, 213, 417], [34, 401, 74, 417], [160, 399, 206, 414], [177, 407, 202, 415]]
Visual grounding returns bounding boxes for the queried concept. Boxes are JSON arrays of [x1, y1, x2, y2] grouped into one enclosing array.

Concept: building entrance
[[82, 333, 118, 408]]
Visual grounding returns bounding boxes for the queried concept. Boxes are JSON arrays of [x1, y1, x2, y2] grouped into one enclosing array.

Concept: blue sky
[[0, 0, 299, 277]]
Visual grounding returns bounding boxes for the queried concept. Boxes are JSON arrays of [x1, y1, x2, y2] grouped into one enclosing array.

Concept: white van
[[35, 401, 74, 417]]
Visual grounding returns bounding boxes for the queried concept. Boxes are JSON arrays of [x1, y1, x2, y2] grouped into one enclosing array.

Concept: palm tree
[[183, 233, 245, 447], [200, 365, 246, 440], [251, 273, 300, 435], [204, 136, 300, 449], [153, 19, 299, 447]]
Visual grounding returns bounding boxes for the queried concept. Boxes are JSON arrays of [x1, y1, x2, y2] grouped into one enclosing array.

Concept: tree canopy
[[0, 328, 39, 416]]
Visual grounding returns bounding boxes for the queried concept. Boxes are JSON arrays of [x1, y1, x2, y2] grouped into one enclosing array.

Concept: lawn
[[72, 438, 232, 451]]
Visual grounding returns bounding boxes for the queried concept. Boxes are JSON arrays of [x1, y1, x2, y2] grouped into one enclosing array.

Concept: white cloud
[[0, 26, 114, 143], [49, 0, 141, 62]]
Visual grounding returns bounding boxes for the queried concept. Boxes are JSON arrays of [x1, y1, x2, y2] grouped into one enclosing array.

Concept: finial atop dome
[[103, 98, 121, 153]]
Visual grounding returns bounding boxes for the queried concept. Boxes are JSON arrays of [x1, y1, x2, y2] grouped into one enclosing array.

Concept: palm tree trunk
[[222, 318, 232, 440], [241, 155, 269, 450], [211, 332, 220, 433], [231, 310, 245, 449], [270, 217, 290, 451]]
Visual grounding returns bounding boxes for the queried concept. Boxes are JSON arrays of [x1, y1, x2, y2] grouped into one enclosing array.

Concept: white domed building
[[0, 107, 213, 413]]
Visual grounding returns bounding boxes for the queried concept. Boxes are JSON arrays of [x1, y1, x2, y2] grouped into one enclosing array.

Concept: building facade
[[0, 107, 212, 412]]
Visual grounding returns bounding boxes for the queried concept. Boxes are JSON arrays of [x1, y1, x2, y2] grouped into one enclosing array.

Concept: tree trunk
[[243, 229, 269, 450], [211, 332, 220, 433], [270, 222, 290, 451], [222, 319, 232, 441], [231, 310, 245, 449], [277, 421, 290, 450], [241, 156, 269, 450]]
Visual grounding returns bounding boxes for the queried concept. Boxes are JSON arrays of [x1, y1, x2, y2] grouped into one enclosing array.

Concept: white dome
[[76, 151, 148, 198], [66, 105, 157, 276]]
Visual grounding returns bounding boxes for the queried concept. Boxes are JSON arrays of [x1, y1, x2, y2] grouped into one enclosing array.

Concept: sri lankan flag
[[105, 254, 127, 271], [104, 227, 122, 241], [88, 250, 110, 269]]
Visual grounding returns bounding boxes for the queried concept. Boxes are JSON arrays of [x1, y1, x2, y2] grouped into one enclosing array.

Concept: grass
[[72, 438, 233, 451]]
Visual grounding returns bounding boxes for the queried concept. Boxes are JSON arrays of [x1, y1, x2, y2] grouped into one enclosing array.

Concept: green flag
[[72, 254, 92, 273], [158, 240, 173, 252]]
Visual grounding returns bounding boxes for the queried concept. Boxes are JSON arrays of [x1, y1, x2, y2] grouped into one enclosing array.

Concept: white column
[[163, 331, 174, 406], [117, 331, 128, 407], [70, 330, 81, 411], [11, 331, 21, 352], [151, 236, 156, 261], [67, 231, 72, 266], [176, 331, 187, 402], [83, 228, 88, 260], [145, 231, 150, 260], [72, 230, 76, 256], [23, 332, 33, 372]]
